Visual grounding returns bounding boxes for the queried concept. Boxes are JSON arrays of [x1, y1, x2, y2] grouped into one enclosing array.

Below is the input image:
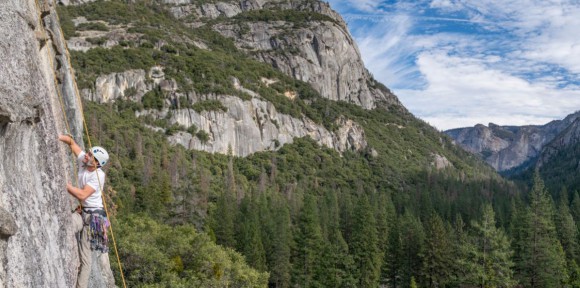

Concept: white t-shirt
[[77, 151, 105, 209]]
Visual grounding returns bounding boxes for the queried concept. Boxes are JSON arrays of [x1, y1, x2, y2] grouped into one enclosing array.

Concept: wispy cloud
[[352, 15, 426, 90], [398, 51, 580, 130], [327, 0, 580, 130], [331, 0, 384, 12]]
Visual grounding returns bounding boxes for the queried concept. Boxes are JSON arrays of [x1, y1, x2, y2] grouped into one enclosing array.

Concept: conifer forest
[[53, 1, 580, 287]]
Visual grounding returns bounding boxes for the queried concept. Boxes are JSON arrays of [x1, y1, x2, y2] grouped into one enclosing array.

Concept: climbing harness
[[32, 1, 127, 287], [84, 209, 110, 253]]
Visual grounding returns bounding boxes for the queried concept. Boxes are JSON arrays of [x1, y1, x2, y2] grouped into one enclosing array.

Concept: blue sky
[[326, 0, 580, 130]]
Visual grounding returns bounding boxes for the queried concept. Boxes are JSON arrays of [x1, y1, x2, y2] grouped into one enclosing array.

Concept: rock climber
[[58, 134, 110, 288]]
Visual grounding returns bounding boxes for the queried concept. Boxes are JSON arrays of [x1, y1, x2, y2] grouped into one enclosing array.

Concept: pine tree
[[374, 193, 392, 252], [379, 194, 397, 286], [339, 189, 355, 244], [462, 204, 516, 287], [451, 214, 469, 286], [555, 187, 579, 263], [318, 189, 353, 287], [515, 172, 568, 287], [569, 260, 580, 288], [236, 196, 267, 271], [410, 276, 418, 288], [350, 194, 381, 287], [571, 191, 580, 225], [267, 193, 292, 288], [383, 216, 402, 288], [210, 176, 236, 248], [510, 197, 528, 284], [421, 212, 453, 287], [292, 193, 324, 287], [399, 211, 425, 287]]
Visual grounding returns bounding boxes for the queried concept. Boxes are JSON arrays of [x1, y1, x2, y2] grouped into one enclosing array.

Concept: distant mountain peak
[[445, 111, 580, 172]]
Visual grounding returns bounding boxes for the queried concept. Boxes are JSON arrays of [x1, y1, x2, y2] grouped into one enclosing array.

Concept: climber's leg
[[72, 212, 91, 288]]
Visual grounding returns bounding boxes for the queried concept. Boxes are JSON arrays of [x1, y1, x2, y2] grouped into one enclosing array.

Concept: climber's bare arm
[[58, 134, 82, 157], [66, 183, 95, 202]]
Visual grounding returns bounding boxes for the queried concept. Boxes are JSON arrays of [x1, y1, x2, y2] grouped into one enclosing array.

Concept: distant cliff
[[58, 0, 397, 110], [445, 112, 580, 172], [537, 117, 580, 168], [62, 0, 401, 157]]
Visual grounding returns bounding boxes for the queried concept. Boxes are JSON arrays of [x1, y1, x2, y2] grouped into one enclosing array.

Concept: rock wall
[[216, 20, 396, 109], [83, 69, 367, 157], [161, 0, 401, 110], [150, 97, 367, 157], [0, 0, 113, 287], [164, 0, 342, 20], [57, 0, 398, 112]]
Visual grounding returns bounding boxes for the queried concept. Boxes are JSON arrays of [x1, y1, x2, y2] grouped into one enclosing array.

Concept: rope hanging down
[[32, 1, 127, 287]]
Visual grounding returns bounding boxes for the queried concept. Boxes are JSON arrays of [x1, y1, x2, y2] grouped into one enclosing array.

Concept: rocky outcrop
[[0, 1, 113, 287], [82, 69, 151, 103], [446, 112, 580, 171], [84, 69, 368, 156], [215, 20, 398, 109], [164, 0, 343, 21], [445, 124, 510, 155], [431, 153, 453, 170], [137, 95, 367, 157]]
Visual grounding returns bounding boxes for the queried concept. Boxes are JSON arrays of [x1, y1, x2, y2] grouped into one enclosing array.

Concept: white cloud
[[521, 13, 580, 74], [431, 0, 580, 75], [396, 52, 580, 130], [353, 0, 383, 12], [329, 0, 580, 130], [327, 0, 384, 12], [429, 0, 461, 10], [353, 15, 425, 89]]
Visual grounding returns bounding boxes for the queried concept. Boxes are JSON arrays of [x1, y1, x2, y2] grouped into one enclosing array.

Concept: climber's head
[[86, 146, 109, 168]]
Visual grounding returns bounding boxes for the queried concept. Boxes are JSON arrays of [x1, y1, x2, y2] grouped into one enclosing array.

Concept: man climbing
[[58, 134, 110, 288]]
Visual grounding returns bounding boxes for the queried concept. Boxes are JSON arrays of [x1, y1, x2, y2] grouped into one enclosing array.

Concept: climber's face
[[83, 151, 98, 168]]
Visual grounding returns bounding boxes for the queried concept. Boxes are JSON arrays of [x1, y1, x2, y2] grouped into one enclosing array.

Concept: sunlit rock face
[[82, 68, 369, 156], [160, 0, 402, 110], [75, 0, 406, 157]]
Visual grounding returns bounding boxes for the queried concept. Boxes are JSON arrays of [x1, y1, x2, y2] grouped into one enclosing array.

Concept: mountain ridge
[[445, 111, 580, 172]]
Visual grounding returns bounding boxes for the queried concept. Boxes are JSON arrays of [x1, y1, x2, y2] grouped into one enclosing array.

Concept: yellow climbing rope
[[32, 1, 128, 287]]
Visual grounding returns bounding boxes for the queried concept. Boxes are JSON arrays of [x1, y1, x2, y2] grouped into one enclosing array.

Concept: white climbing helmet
[[90, 146, 109, 167]]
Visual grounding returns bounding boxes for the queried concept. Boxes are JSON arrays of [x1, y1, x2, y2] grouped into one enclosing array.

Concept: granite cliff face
[[0, 0, 113, 287], [67, 0, 396, 157], [55, 0, 410, 158], [446, 112, 580, 172], [139, 0, 400, 110], [60, 0, 401, 157], [148, 98, 367, 157], [82, 69, 367, 156], [214, 20, 398, 109]]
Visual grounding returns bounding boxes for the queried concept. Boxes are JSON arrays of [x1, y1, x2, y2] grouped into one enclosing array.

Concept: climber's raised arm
[[58, 134, 82, 157]]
